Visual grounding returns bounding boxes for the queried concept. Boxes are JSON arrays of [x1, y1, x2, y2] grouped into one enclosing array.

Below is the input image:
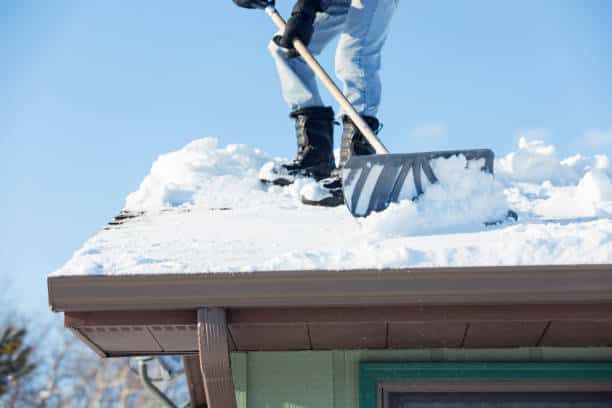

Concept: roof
[[50, 137, 612, 278]]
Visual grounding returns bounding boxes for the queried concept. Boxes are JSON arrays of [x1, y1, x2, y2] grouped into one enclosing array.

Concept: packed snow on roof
[[51, 137, 612, 276]]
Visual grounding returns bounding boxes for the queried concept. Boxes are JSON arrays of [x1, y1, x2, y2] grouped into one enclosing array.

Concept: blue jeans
[[269, 0, 398, 117]]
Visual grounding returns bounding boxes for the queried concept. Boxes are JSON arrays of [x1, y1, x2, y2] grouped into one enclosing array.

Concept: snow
[[51, 136, 612, 277], [361, 155, 508, 236], [300, 180, 334, 202], [124, 138, 272, 211], [497, 137, 581, 185]]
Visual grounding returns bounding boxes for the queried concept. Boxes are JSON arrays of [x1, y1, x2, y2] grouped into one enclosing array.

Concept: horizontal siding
[[233, 348, 612, 408], [246, 351, 334, 408], [232, 353, 247, 408]]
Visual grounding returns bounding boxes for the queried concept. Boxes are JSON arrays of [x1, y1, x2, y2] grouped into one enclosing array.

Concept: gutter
[[48, 264, 612, 313]]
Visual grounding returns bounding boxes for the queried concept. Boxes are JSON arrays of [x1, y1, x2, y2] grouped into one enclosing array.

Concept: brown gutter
[[48, 264, 612, 312]]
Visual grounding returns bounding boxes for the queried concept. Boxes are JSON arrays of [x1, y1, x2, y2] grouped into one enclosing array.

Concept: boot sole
[[260, 171, 333, 187], [301, 195, 344, 208], [260, 178, 294, 187]]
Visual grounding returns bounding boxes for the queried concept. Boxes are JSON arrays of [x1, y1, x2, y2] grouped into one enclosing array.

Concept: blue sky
[[1, 0, 611, 315]]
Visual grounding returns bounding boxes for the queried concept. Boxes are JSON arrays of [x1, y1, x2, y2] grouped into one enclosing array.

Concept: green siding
[[246, 351, 334, 408], [232, 348, 612, 408], [232, 353, 248, 408]]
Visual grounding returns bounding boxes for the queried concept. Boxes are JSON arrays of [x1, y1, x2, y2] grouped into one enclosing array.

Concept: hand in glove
[[233, 0, 273, 9], [273, 0, 329, 58], [273, 11, 315, 58]]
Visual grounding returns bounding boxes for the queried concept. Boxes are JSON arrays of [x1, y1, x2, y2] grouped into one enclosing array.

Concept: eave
[[47, 264, 612, 358], [49, 264, 612, 312]]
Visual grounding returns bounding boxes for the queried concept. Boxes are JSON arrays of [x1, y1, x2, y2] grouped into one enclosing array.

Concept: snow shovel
[[265, 5, 495, 217]]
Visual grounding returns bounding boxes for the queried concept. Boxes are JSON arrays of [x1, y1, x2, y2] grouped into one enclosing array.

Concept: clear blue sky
[[2, 0, 611, 315]]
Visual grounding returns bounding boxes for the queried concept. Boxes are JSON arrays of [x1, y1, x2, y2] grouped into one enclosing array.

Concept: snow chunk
[[578, 170, 612, 204], [535, 170, 612, 218], [125, 138, 271, 211], [361, 155, 509, 236], [300, 180, 333, 202], [258, 161, 282, 182], [593, 155, 611, 171], [496, 136, 612, 188], [497, 137, 579, 184]]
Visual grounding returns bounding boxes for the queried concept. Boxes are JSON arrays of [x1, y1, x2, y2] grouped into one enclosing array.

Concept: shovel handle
[[265, 6, 389, 154]]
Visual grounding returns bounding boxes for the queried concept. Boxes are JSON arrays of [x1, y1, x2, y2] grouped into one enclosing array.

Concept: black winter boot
[[338, 115, 379, 169], [301, 115, 380, 207], [260, 106, 335, 186]]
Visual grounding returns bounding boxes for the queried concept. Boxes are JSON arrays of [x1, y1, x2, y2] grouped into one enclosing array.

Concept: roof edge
[[48, 264, 612, 312]]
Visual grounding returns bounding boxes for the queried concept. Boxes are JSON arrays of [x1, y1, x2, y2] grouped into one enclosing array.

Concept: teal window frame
[[359, 362, 612, 408]]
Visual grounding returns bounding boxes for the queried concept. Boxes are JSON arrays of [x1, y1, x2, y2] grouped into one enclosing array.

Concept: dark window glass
[[388, 392, 612, 408]]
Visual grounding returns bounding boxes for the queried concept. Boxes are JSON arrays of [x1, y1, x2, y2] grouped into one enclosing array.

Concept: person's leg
[[335, 0, 398, 117], [260, 0, 352, 186], [335, 0, 398, 172], [268, 0, 351, 111], [300, 0, 398, 206]]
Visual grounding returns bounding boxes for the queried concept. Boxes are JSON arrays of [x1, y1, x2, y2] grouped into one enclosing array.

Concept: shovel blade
[[341, 149, 495, 217]]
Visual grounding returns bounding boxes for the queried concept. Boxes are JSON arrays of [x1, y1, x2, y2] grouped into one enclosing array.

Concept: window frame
[[359, 362, 612, 408]]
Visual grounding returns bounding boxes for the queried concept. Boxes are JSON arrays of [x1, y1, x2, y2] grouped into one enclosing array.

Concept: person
[[233, 0, 398, 206]]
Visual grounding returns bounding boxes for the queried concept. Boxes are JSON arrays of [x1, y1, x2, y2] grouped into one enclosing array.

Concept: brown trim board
[[67, 327, 108, 358], [49, 264, 612, 312], [65, 304, 612, 327], [64, 303, 612, 356]]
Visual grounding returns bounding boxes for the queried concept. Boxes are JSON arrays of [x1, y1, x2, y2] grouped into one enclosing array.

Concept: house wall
[[230, 348, 612, 408]]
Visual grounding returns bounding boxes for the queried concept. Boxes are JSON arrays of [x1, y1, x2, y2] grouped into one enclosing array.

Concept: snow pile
[[120, 135, 612, 225], [533, 169, 612, 218], [361, 155, 508, 236], [494, 136, 612, 219], [497, 136, 612, 187], [124, 137, 508, 233], [496, 137, 580, 184], [124, 138, 320, 212], [125, 138, 271, 211], [52, 134, 612, 277], [494, 141, 612, 220]]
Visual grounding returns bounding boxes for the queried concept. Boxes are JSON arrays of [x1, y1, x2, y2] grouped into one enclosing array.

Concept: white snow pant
[[269, 0, 398, 117]]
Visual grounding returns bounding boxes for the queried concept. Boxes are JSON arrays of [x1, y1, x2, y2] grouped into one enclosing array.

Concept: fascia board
[[48, 264, 612, 313]]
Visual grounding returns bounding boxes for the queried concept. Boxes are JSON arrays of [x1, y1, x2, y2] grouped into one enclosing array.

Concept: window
[[360, 363, 612, 408]]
